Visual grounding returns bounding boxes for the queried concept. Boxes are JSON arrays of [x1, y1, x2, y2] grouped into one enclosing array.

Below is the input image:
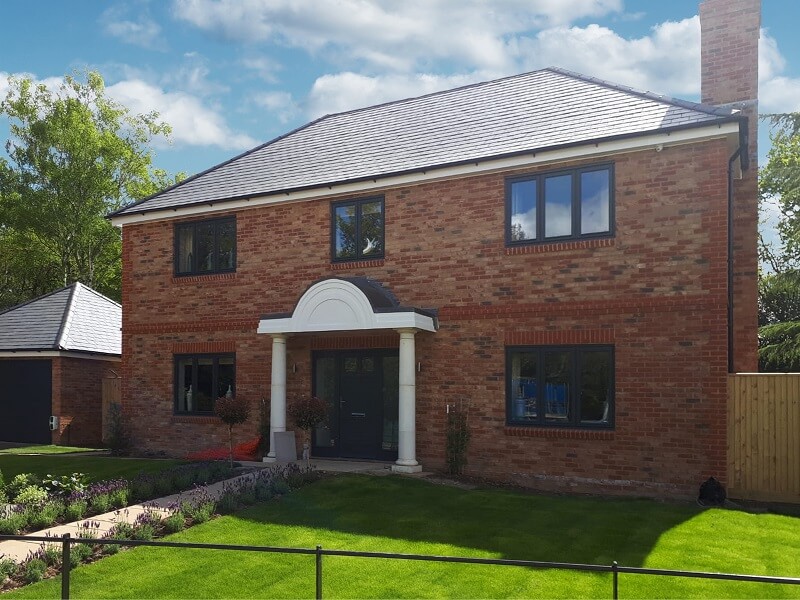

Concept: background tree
[[0, 71, 182, 307], [758, 112, 800, 371]]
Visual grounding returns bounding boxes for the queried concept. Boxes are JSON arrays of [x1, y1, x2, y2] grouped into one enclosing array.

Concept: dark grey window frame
[[173, 353, 236, 415], [174, 216, 237, 276], [505, 163, 614, 246], [330, 196, 385, 263], [505, 345, 615, 429]]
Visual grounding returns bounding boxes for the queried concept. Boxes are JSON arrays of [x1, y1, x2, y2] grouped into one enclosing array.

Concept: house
[[109, 0, 758, 498], [0, 282, 121, 446]]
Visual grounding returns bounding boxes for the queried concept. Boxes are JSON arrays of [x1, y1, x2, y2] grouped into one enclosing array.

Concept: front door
[[313, 350, 398, 461]]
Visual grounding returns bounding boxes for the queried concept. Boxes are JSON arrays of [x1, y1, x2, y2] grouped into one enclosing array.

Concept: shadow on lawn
[[236, 473, 701, 568]]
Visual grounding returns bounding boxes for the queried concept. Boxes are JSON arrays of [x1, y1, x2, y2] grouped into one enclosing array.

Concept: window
[[175, 354, 235, 414], [507, 346, 613, 428], [506, 165, 613, 244], [175, 217, 236, 275], [331, 197, 384, 262]]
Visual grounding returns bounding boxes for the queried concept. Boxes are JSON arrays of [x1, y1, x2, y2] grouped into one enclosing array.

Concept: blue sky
[[1, 0, 796, 183]]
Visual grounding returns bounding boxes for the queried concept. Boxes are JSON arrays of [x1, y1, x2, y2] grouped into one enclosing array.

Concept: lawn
[[6, 474, 800, 599], [0, 454, 183, 483], [0, 445, 102, 456]]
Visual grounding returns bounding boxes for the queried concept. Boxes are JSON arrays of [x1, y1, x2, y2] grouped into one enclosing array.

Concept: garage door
[[0, 359, 52, 444]]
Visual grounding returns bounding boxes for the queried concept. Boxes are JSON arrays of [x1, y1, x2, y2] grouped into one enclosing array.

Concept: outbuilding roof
[[0, 283, 121, 355], [112, 67, 740, 218]]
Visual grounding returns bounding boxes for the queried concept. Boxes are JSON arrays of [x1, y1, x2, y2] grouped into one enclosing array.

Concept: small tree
[[215, 396, 251, 467], [446, 401, 471, 476], [288, 395, 327, 464], [105, 402, 131, 456]]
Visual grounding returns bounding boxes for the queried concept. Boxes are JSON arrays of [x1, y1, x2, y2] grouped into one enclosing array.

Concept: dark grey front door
[[312, 350, 398, 460]]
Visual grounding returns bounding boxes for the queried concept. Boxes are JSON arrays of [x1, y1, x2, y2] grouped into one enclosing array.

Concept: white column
[[393, 328, 422, 473], [264, 333, 287, 462]]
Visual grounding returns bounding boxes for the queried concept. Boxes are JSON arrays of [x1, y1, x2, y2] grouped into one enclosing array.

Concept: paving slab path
[[0, 459, 398, 564]]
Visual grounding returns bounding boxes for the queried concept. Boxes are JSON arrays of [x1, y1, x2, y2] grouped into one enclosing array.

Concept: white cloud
[[252, 91, 298, 123], [241, 56, 282, 83], [513, 17, 701, 96], [305, 71, 486, 118], [759, 30, 800, 114], [106, 79, 256, 150], [101, 4, 164, 50], [173, 0, 622, 72]]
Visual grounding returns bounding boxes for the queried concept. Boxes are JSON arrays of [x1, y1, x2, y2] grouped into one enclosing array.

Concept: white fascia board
[[111, 122, 740, 227], [257, 312, 436, 334], [0, 351, 121, 361]]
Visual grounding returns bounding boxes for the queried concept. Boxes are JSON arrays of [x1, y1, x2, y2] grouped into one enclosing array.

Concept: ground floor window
[[506, 346, 613, 428], [174, 354, 235, 414]]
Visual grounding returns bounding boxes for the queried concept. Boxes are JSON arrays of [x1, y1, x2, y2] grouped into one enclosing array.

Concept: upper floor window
[[506, 165, 613, 245], [331, 197, 384, 262], [175, 217, 236, 276], [507, 345, 614, 429], [175, 353, 235, 415]]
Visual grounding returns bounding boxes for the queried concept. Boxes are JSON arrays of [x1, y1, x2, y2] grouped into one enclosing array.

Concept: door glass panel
[[544, 351, 571, 423], [314, 356, 337, 449], [382, 356, 399, 451], [510, 180, 537, 241], [511, 351, 537, 421], [545, 175, 572, 238]]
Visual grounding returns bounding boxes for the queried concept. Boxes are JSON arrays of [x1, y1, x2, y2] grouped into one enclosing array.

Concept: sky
[[0, 1, 798, 221]]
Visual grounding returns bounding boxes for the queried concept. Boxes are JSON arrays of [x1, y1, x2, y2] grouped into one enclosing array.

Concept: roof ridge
[[544, 66, 736, 117], [55, 282, 81, 350], [78, 283, 122, 309]]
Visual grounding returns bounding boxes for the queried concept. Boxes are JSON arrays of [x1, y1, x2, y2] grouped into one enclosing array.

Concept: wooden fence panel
[[101, 377, 121, 444], [728, 374, 800, 503]]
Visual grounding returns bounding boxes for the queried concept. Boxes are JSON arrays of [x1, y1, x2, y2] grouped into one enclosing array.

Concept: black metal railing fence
[[2, 533, 799, 600]]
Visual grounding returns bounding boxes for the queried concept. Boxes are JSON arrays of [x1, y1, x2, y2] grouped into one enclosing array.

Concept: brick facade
[[51, 356, 118, 447], [121, 137, 742, 497]]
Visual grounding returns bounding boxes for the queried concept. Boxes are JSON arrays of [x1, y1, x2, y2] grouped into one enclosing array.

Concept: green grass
[[0, 444, 101, 456], [0, 454, 183, 483], [6, 474, 799, 599]]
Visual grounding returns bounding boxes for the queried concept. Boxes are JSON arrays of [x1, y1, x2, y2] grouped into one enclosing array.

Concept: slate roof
[[0, 283, 121, 355], [112, 67, 740, 218]]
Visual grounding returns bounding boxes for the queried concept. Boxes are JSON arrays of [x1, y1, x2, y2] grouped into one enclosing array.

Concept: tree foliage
[[0, 71, 182, 307], [758, 112, 800, 371]]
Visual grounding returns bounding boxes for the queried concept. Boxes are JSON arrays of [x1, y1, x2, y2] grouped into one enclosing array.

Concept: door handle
[[351, 412, 366, 417]]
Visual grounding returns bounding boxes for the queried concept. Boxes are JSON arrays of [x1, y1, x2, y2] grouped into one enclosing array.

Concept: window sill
[[505, 237, 614, 255], [504, 426, 614, 440], [330, 259, 385, 271], [171, 415, 221, 425], [172, 272, 237, 285]]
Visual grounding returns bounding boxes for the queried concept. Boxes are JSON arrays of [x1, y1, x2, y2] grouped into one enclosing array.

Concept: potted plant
[[287, 395, 327, 465]]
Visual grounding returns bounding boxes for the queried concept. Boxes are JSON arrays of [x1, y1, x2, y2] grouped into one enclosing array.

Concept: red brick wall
[[121, 138, 745, 497], [51, 356, 117, 447]]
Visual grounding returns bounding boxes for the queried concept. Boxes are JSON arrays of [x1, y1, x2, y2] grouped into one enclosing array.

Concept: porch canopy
[[257, 277, 437, 473]]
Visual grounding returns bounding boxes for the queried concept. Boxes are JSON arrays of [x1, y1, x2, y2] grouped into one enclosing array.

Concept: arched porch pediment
[[257, 277, 437, 335]]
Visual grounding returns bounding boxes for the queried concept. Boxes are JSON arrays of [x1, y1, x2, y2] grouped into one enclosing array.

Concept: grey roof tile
[[0, 283, 121, 355], [113, 67, 738, 218]]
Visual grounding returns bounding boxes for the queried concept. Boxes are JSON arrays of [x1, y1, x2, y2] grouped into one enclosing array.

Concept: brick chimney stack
[[699, 0, 760, 372]]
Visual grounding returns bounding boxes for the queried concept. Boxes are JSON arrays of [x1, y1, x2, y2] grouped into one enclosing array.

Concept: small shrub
[[14, 484, 48, 506], [27, 501, 62, 529], [65, 499, 88, 521], [186, 497, 214, 524], [90, 493, 112, 514], [132, 523, 155, 541], [271, 478, 290, 496], [0, 557, 18, 581], [71, 542, 93, 567], [154, 475, 174, 496], [130, 477, 155, 502], [173, 470, 194, 491], [42, 472, 88, 498], [254, 481, 273, 501], [163, 511, 185, 533], [217, 491, 239, 514], [109, 521, 135, 540], [41, 544, 61, 567], [110, 486, 129, 509], [102, 543, 120, 555], [7, 473, 41, 500], [23, 558, 46, 584], [0, 510, 27, 534], [106, 402, 131, 456]]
